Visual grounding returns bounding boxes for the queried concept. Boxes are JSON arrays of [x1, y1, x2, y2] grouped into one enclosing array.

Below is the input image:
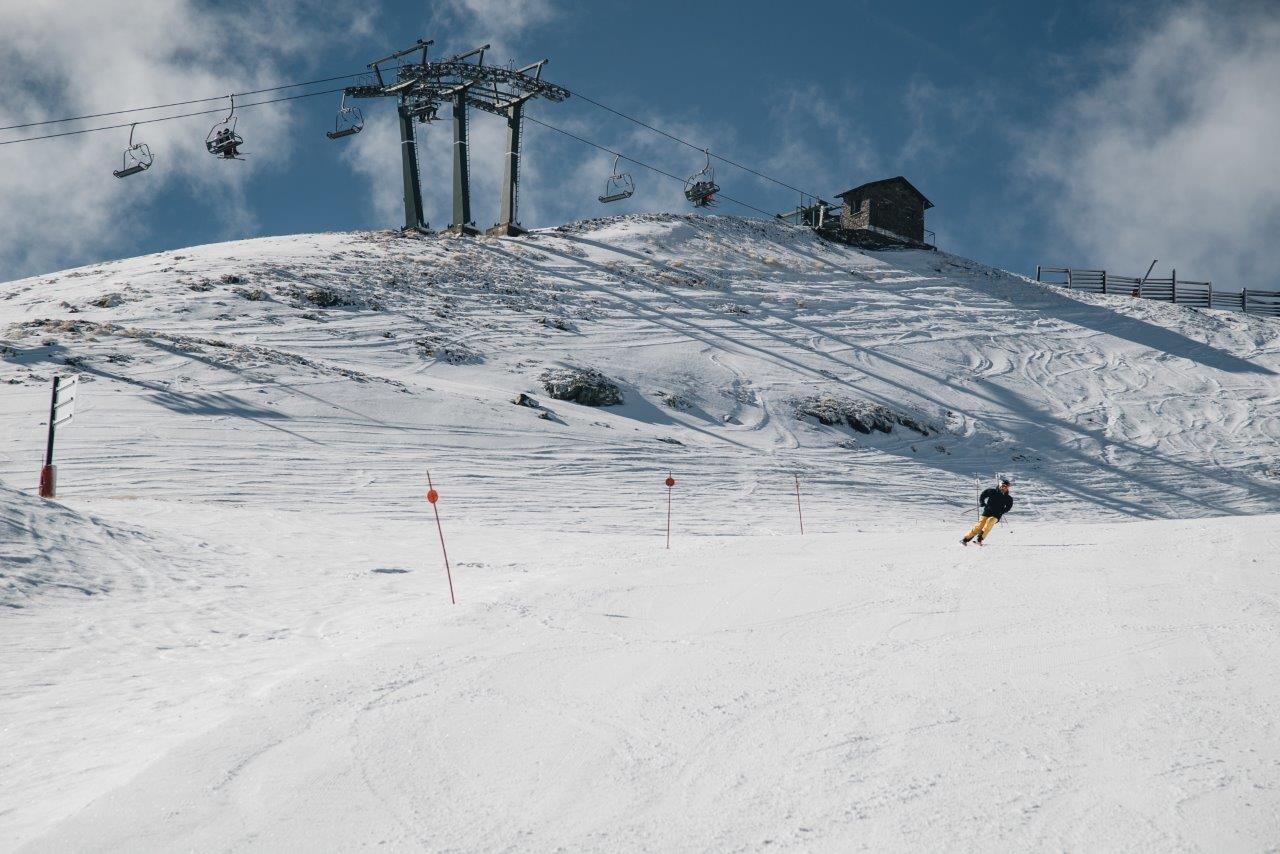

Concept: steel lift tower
[[343, 39, 569, 236]]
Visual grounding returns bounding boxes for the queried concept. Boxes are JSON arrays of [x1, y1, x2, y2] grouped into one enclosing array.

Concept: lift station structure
[[343, 39, 569, 236]]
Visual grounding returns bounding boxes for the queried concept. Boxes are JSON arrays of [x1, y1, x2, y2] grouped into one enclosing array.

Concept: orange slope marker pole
[[665, 473, 675, 549], [426, 471, 456, 604], [794, 474, 805, 535]]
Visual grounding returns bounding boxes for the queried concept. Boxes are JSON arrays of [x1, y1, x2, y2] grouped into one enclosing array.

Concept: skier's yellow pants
[[964, 516, 999, 542]]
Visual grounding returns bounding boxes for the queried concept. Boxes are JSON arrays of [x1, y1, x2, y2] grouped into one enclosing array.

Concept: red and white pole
[[794, 474, 804, 535], [425, 471, 456, 604]]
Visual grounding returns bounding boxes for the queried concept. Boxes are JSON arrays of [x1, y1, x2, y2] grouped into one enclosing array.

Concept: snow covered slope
[[3, 214, 1280, 851], [0, 480, 173, 607], [4, 516, 1279, 852], [2, 213, 1279, 527]]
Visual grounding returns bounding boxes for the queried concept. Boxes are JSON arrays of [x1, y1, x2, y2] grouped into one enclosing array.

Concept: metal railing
[[1035, 266, 1280, 318]]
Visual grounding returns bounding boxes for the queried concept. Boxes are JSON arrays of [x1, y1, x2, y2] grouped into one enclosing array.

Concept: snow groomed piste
[[3, 213, 1279, 850]]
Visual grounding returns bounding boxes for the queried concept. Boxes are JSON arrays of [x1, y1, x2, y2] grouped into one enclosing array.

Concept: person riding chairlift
[[214, 128, 239, 159]]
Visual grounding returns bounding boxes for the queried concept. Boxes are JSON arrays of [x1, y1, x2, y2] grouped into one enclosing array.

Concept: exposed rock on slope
[[795, 394, 934, 436], [540, 367, 624, 407]]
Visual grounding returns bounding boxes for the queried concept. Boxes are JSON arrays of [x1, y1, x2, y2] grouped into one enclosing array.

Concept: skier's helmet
[[1000, 477, 1012, 487]]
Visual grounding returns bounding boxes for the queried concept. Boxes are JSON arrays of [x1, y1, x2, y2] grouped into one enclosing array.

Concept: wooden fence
[[1035, 266, 1280, 318]]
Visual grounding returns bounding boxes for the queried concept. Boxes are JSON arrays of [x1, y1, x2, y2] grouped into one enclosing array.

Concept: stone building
[[836, 176, 933, 247]]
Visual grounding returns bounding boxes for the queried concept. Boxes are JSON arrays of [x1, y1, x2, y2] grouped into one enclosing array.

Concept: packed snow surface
[[2, 213, 1279, 850]]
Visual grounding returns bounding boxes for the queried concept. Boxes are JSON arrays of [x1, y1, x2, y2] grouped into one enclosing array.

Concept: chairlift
[[598, 153, 635, 203], [112, 124, 154, 178], [205, 94, 245, 160], [684, 149, 719, 207], [325, 93, 364, 140]]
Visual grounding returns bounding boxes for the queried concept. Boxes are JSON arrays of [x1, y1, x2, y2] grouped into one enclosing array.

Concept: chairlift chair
[[205, 95, 245, 160], [598, 154, 635, 203], [325, 93, 365, 140], [684, 149, 719, 207], [113, 124, 154, 178]]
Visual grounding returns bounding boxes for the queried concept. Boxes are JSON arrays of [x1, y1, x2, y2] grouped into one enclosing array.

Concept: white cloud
[[763, 84, 879, 201], [1025, 2, 1280, 288], [901, 77, 996, 168], [0, 0, 371, 279], [427, 0, 559, 59], [340, 111, 405, 227]]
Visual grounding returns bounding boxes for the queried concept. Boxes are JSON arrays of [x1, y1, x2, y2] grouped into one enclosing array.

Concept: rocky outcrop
[[795, 394, 933, 435], [540, 367, 623, 407]]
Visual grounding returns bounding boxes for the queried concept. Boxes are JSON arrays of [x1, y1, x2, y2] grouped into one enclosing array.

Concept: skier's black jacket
[[979, 487, 1014, 519]]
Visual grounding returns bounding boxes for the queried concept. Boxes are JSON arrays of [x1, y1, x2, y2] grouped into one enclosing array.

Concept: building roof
[[836, 176, 933, 210]]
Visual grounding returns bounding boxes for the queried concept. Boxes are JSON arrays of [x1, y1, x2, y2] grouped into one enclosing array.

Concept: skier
[[961, 478, 1013, 546]]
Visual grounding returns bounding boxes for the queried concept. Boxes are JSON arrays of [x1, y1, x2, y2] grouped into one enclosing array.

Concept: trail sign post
[[39, 375, 79, 499]]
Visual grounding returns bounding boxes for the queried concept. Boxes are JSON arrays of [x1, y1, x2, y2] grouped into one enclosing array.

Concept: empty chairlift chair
[[598, 154, 635, 203], [325, 93, 364, 140], [684, 149, 719, 207], [205, 95, 245, 160], [112, 124, 154, 178]]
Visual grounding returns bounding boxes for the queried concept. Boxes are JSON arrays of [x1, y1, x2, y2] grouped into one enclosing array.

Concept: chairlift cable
[[6, 68, 829, 207], [560, 85, 824, 201], [0, 85, 352, 147], [2, 64, 822, 217], [523, 114, 777, 219], [0, 71, 372, 133]]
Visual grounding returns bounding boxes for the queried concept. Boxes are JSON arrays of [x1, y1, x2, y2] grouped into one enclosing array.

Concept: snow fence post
[[665, 473, 676, 549], [425, 471, 456, 604]]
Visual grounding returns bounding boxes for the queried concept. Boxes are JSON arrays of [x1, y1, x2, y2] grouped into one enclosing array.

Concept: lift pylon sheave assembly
[[113, 124, 154, 178], [598, 153, 635, 203], [343, 38, 570, 235]]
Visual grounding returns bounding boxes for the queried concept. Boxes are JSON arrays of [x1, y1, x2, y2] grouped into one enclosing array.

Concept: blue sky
[[2, 0, 1278, 290]]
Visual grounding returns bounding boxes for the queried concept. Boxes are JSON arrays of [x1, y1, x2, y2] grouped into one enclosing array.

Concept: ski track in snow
[[2, 213, 1280, 850]]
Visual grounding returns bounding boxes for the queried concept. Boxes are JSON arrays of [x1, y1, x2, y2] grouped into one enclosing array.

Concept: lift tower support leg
[[487, 101, 527, 237], [397, 102, 427, 231], [449, 91, 478, 234]]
